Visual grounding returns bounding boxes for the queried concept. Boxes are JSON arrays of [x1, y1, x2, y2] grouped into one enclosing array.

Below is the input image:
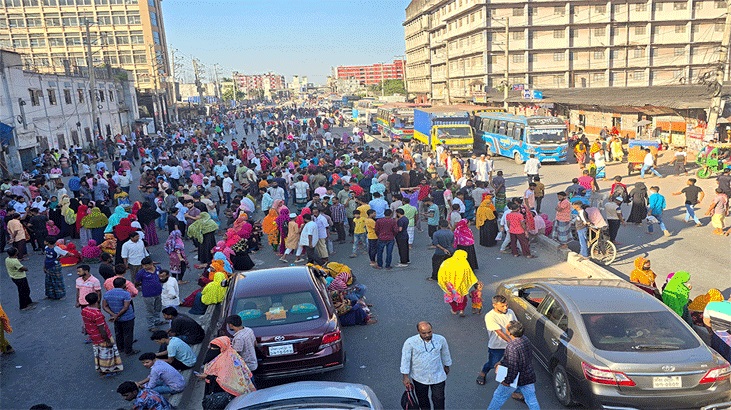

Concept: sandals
[[476, 374, 486, 385]]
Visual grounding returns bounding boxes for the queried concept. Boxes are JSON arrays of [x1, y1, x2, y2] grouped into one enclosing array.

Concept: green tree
[[368, 79, 406, 96], [221, 88, 246, 102]]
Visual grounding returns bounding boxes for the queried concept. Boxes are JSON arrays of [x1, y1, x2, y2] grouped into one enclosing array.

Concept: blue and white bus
[[473, 112, 568, 164]]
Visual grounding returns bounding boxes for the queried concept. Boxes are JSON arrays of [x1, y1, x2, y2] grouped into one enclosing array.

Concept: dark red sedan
[[217, 266, 345, 380]]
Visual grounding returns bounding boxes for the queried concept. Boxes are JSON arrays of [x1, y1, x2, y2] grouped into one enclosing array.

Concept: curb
[[534, 234, 618, 280], [169, 304, 217, 409]]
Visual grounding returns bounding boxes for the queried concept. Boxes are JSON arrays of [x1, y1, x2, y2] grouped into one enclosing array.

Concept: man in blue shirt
[[368, 192, 388, 219], [136, 353, 186, 395], [150, 331, 197, 370], [68, 174, 81, 199], [102, 277, 138, 355], [647, 186, 670, 237], [135, 257, 164, 331]]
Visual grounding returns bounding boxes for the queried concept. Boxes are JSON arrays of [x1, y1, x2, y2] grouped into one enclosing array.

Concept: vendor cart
[[627, 140, 660, 176]]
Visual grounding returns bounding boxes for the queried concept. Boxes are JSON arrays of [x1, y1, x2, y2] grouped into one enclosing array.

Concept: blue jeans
[[487, 383, 541, 410], [481, 348, 505, 374], [352, 233, 367, 255], [684, 204, 700, 224], [376, 239, 394, 268], [641, 164, 662, 178], [577, 227, 589, 257], [157, 212, 167, 230], [647, 213, 667, 233], [151, 382, 182, 395]]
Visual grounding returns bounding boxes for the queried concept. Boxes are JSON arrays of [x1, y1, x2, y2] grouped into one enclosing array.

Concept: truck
[[413, 107, 475, 152]]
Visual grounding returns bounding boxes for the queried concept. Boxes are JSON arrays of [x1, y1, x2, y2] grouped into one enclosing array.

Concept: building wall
[[403, 0, 731, 104], [335, 60, 405, 86], [0, 0, 170, 93], [1, 50, 138, 175], [232, 72, 286, 92]]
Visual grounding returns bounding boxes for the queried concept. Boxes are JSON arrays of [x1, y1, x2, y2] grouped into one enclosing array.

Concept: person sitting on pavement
[[161, 306, 205, 345], [150, 330, 198, 371], [136, 352, 186, 396], [195, 336, 256, 400], [117, 380, 172, 410]]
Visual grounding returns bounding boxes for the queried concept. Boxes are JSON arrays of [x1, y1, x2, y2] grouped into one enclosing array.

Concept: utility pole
[[445, 43, 451, 105], [149, 44, 164, 132], [169, 47, 180, 122], [232, 71, 238, 107], [84, 20, 100, 141], [380, 62, 385, 97], [395, 54, 407, 100], [192, 58, 205, 109], [705, 0, 731, 141], [503, 17, 510, 111], [213, 63, 221, 100]]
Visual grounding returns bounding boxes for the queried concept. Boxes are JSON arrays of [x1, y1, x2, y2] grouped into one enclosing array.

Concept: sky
[[163, 0, 409, 84]]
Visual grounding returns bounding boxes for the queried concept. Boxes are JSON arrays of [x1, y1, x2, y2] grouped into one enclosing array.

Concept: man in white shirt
[[523, 154, 541, 184], [268, 182, 285, 203], [640, 148, 663, 178], [121, 232, 149, 278], [401, 321, 452, 410], [476, 295, 518, 385], [158, 269, 179, 308], [299, 214, 323, 264], [222, 172, 234, 205], [227, 315, 258, 379], [313, 208, 329, 260]]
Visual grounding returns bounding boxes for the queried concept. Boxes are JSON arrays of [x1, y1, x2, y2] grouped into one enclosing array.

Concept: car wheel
[[552, 364, 575, 407]]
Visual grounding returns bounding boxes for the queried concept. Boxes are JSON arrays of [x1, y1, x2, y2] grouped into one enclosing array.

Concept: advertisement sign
[[512, 84, 525, 91], [532, 90, 543, 100]]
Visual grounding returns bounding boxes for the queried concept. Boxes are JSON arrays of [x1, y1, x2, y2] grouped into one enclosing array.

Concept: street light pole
[[504, 17, 510, 111], [84, 20, 100, 141]]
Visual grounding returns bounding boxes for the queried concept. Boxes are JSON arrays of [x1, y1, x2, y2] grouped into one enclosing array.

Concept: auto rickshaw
[[695, 143, 731, 178], [627, 140, 660, 176]]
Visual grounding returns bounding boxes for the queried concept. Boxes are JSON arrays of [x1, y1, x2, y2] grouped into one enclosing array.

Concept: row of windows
[[2, 11, 141, 27], [507, 23, 724, 40], [510, 1, 725, 16], [7, 30, 146, 47], [4, 0, 136, 6], [507, 46, 700, 63], [28, 87, 114, 106]]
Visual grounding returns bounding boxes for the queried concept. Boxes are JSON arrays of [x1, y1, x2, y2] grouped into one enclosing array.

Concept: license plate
[[652, 376, 682, 388], [268, 344, 294, 356]]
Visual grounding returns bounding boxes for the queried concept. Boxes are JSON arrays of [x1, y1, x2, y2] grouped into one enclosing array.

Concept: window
[[513, 54, 524, 63], [571, 29, 579, 38], [112, 12, 126, 25], [97, 14, 111, 25], [654, 2, 663, 11], [612, 3, 624, 13], [582, 312, 700, 352], [109, 90, 114, 102], [636, 3, 648, 11], [115, 35, 129, 45], [694, 1, 703, 10], [47, 89, 57, 105], [45, 17, 60, 26], [61, 16, 78, 27], [63, 89, 72, 104], [231, 291, 324, 327], [594, 50, 605, 59], [528, 7, 537, 16], [98, 90, 105, 102], [150, 12, 158, 26], [119, 54, 133, 64], [130, 31, 144, 44], [716, 23, 726, 32], [12, 37, 29, 48], [48, 35, 64, 47], [553, 52, 565, 61], [65, 34, 82, 46], [553, 29, 565, 38], [95, 0, 108, 3], [8, 15, 25, 28], [594, 27, 606, 36], [554, 6, 565, 15], [538, 295, 568, 332], [632, 71, 645, 81], [77, 88, 85, 103], [673, 2, 688, 9], [512, 7, 524, 16], [593, 73, 605, 82], [633, 48, 645, 58], [675, 24, 686, 33], [4, 0, 21, 6], [29, 89, 42, 106], [29, 35, 45, 47], [519, 287, 548, 308], [513, 31, 524, 40], [595, 5, 606, 13], [716, 0, 726, 8], [26, 16, 42, 27], [635, 26, 646, 35], [674, 47, 686, 56], [127, 13, 141, 25]]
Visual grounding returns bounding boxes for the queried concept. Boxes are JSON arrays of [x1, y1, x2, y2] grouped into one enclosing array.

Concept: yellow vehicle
[[413, 106, 474, 152]]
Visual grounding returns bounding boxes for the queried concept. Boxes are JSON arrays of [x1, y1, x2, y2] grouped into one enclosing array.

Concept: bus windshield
[[528, 128, 566, 145], [394, 117, 414, 129], [437, 127, 471, 139]]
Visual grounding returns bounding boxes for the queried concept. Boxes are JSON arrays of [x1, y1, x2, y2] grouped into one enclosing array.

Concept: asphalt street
[[1, 120, 727, 410]]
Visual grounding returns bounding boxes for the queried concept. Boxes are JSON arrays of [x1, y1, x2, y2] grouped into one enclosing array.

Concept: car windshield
[[437, 127, 471, 139], [582, 312, 700, 352], [528, 128, 566, 145], [232, 291, 322, 327]]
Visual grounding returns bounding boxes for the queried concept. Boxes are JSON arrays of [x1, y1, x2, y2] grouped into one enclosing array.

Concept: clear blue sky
[[163, 0, 409, 84]]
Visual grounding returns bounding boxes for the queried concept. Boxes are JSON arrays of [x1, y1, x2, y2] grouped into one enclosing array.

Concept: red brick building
[[233, 72, 286, 91], [335, 60, 405, 86]]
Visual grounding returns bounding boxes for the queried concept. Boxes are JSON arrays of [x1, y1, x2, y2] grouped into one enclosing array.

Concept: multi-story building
[[0, 0, 171, 94], [1, 49, 139, 175], [233, 72, 286, 92], [403, 0, 731, 104], [335, 60, 405, 86]]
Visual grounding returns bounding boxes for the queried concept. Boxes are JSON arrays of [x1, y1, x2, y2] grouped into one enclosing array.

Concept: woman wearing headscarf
[[76, 200, 90, 243], [329, 290, 376, 326], [188, 212, 219, 265], [476, 195, 498, 247], [112, 217, 137, 265], [626, 182, 648, 224], [629, 257, 656, 287], [275, 207, 290, 256], [662, 270, 693, 325], [195, 336, 255, 401], [438, 249, 479, 317], [453, 219, 478, 271], [0, 303, 14, 355], [165, 229, 188, 284], [201, 272, 227, 306], [105, 206, 130, 233], [81, 207, 109, 244], [59, 195, 75, 238], [261, 209, 279, 252], [136, 202, 160, 246]]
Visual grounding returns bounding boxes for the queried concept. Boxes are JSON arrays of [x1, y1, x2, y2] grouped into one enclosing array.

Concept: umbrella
[[633, 120, 651, 127]]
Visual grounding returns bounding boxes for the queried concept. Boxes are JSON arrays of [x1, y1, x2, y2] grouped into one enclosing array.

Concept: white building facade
[[1, 50, 138, 175]]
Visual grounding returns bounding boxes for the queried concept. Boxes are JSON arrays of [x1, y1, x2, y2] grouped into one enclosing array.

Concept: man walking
[[102, 277, 139, 355], [604, 197, 625, 243], [401, 321, 452, 410], [523, 154, 541, 183], [640, 148, 663, 178], [673, 178, 704, 227], [135, 257, 164, 332], [476, 295, 517, 386], [486, 321, 541, 410], [429, 220, 453, 281], [395, 208, 410, 267], [647, 186, 670, 236], [374, 209, 398, 270], [122, 232, 149, 279], [5, 248, 36, 311]]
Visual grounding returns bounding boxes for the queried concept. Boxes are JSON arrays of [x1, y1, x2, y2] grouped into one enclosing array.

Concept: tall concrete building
[[404, 0, 731, 104], [0, 0, 170, 94]]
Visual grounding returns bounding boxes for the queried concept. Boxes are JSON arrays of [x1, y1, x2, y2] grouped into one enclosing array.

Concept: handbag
[[401, 389, 420, 410]]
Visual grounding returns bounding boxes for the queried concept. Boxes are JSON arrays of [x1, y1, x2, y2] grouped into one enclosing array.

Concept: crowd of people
[[2, 103, 729, 410]]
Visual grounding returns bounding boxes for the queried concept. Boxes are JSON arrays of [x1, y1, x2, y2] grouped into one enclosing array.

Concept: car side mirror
[[221, 279, 229, 288]]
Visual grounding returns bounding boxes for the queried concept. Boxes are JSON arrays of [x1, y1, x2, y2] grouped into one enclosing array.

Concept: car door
[[536, 294, 571, 368], [511, 285, 549, 345]]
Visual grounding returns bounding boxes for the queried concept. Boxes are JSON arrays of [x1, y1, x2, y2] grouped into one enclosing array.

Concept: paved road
[[2, 121, 726, 409]]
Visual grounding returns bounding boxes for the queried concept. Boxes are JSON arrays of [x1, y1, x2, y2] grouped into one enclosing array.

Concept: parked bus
[[375, 103, 420, 142], [474, 112, 568, 164]]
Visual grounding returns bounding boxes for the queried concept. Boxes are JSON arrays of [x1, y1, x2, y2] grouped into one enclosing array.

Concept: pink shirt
[[76, 275, 101, 305], [555, 199, 572, 222], [191, 173, 204, 186], [103, 276, 139, 297]]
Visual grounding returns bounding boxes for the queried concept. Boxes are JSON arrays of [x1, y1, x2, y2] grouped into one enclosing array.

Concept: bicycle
[[587, 226, 617, 265]]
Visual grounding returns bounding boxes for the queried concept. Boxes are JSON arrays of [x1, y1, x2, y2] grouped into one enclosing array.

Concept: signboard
[[526, 117, 564, 126], [472, 91, 487, 103], [512, 84, 525, 91], [523, 90, 532, 99], [532, 90, 543, 100]]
